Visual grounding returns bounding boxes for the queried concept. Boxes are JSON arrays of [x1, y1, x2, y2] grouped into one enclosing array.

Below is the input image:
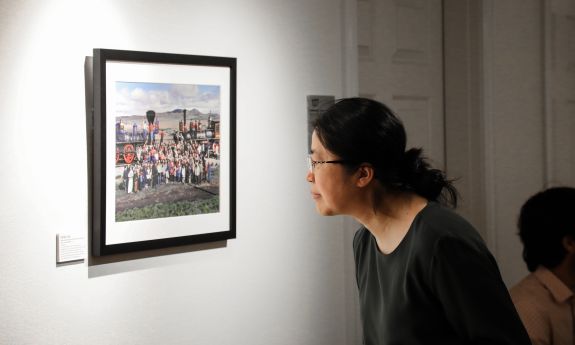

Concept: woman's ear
[[355, 164, 374, 187]]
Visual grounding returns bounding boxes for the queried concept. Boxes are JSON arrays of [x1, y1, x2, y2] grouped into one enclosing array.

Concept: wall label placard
[[56, 234, 86, 263]]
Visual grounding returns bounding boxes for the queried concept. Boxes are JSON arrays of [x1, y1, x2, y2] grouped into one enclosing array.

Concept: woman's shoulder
[[353, 226, 370, 251], [412, 202, 485, 250], [417, 202, 477, 234]]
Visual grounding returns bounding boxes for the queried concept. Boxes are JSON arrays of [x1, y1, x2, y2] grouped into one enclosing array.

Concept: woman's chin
[[315, 204, 337, 216]]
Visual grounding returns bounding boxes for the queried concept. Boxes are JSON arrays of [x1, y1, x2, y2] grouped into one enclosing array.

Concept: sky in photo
[[115, 82, 220, 116]]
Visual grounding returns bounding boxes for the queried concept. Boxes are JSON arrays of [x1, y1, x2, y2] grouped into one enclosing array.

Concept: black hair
[[517, 186, 575, 272], [313, 97, 458, 208]]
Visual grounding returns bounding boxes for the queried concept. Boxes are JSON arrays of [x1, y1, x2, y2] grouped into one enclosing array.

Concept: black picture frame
[[92, 48, 236, 256]]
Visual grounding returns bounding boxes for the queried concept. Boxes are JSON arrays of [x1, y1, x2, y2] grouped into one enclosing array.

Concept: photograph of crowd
[[114, 82, 221, 222]]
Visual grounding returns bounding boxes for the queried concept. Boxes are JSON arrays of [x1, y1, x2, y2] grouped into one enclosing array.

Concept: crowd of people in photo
[[119, 135, 220, 194]]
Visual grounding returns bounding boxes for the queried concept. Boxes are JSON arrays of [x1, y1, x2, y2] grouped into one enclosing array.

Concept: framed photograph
[[92, 48, 236, 256]]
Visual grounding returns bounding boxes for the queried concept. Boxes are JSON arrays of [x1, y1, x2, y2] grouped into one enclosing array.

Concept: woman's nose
[[306, 170, 314, 183]]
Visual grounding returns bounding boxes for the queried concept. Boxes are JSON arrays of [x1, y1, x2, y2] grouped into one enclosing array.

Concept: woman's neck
[[355, 192, 428, 254]]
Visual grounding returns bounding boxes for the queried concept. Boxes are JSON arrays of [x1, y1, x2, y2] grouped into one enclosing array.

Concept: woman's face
[[307, 131, 356, 216]]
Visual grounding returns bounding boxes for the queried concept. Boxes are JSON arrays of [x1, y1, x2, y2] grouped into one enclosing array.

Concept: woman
[[306, 98, 530, 344]]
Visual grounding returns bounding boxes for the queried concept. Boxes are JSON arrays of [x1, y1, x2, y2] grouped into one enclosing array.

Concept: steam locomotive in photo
[[115, 110, 158, 165]]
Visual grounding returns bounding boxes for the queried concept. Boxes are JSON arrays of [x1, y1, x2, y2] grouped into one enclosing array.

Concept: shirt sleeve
[[429, 235, 532, 345], [512, 299, 551, 345]]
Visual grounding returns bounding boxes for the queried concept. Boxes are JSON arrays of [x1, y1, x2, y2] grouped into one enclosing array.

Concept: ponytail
[[396, 148, 458, 208]]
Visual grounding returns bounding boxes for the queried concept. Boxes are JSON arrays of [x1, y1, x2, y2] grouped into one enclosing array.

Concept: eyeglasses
[[307, 155, 347, 172]]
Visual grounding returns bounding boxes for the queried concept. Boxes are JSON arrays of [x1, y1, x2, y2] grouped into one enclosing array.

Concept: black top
[[353, 202, 531, 345]]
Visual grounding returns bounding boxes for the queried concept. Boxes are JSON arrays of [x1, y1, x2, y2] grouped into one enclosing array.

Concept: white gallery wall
[[0, 0, 351, 344], [2, 0, 570, 344], [444, 0, 545, 288], [443, 0, 569, 288], [466, 0, 574, 288], [483, 0, 546, 287]]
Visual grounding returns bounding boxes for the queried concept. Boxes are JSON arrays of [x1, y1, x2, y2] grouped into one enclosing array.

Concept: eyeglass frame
[[307, 155, 350, 172]]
